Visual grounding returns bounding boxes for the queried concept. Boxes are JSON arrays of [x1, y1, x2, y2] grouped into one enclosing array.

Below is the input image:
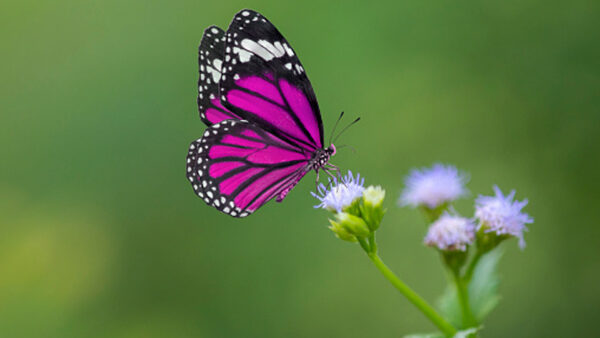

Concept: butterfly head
[[328, 144, 337, 156]]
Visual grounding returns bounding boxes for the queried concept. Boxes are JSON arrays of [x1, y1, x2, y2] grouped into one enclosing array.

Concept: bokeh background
[[2, 0, 599, 337]]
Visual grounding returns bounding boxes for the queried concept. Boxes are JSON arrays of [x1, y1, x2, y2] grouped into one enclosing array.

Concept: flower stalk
[[358, 235, 457, 337], [452, 267, 477, 329], [463, 249, 483, 283]]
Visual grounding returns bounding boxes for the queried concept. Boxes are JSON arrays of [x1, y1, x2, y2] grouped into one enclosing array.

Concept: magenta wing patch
[[197, 26, 241, 125], [218, 10, 324, 151], [186, 120, 312, 217]]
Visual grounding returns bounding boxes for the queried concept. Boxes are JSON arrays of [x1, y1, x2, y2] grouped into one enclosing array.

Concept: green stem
[[357, 237, 370, 253], [452, 269, 476, 328], [367, 252, 457, 337], [463, 250, 483, 282], [368, 233, 377, 253]]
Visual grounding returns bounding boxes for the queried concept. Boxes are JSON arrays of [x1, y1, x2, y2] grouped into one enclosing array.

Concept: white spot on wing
[[283, 43, 294, 57], [241, 39, 274, 61], [232, 47, 252, 63], [206, 58, 222, 83], [258, 40, 285, 58]]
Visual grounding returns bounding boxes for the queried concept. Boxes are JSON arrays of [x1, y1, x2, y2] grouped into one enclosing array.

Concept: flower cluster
[[312, 171, 385, 244], [475, 186, 533, 249], [399, 164, 468, 209], [311, 171, 364, 212], [398, 163, 533, 252], [424, 212, 476, 251], [314, 165, 534, 254]]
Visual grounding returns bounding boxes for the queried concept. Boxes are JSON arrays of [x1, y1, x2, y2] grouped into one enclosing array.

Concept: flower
[[424, 212, 476, 251], [328, 218, 357, 242], [399, 164, 468, 209], [332, 212, 370, 238], [312, 171, 364, 212], [475, 186, 533, 249], [361, 185, 386, 231], [363, 186, 385, 207]]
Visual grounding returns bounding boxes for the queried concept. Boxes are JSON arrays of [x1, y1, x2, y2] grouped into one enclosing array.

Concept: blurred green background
[[1, 0, 599, 337]]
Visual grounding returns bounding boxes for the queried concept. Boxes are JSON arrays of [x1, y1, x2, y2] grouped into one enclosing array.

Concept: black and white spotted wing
[[185, 119, 312, 218], [198, 25, 241, 126], [217, 9, 324, 150]]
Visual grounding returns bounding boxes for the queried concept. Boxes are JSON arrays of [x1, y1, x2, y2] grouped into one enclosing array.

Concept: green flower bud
[[334, 212, 370, 238], [475, 223, 508, 253], [328, 219, 357, 242], [343, 197, 362, 216], [442, 249, 469, 273], [419, 202, 449, 223], [361, 186, 386, 231], [363, 185, 385, 207]]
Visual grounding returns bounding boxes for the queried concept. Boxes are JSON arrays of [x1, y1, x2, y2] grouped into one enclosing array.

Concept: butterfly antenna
[[335, 144, 357, 153], [332, 117, 360, 144], [327, 111, 345, 145]]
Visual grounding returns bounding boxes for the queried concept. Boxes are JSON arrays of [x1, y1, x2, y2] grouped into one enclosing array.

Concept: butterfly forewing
[[198, 25, 242, 125], [186, 119, 312, 217], [218, 9, 324, 151]]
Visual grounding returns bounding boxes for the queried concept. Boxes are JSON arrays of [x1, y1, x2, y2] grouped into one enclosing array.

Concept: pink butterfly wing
[[218, 9, 324, 151], [186, 119, 311, 217]]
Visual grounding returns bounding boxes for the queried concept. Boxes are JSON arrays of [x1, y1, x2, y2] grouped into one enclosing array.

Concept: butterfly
[[186, 9, 353, 217]]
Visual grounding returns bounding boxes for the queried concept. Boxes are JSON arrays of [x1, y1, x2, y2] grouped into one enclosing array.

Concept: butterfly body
[[187, 9, 338, 217], [276, 144, 337, 202], [311, 145, 336, 169]]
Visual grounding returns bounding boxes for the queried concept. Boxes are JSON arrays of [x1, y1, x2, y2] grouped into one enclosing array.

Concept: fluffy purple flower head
[[475, 186, 533, 249], [399, 164, 468, 208], [312, 171, 365, 212], [424, 212, 476, 251]]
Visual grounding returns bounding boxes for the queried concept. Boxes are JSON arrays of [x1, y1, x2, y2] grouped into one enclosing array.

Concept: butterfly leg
[[315, 169, 320, 191], [325, 164, 342, 180], [323, 168, 339, 189]]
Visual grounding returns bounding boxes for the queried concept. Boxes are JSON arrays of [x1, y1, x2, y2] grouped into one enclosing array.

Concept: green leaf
[[438, 248, 503, 328], [437, 281, 462, 328], [468, 248, 502, 321], [454, 327, 481, 338], [404, 328, 480, 338], [403, 333, 444, 338]]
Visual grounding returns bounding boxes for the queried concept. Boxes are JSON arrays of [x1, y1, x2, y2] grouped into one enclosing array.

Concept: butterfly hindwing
[[186, 119, 312, 217], [198, 25, 241, 125], [218, 9, 324, 151]]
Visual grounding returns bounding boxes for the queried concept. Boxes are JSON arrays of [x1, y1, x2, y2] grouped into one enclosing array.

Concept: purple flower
[[424, 212, 476, 251], [475, 186, 533, 249], [312, 171, 364, 212], [399, 164, 468, 209]]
